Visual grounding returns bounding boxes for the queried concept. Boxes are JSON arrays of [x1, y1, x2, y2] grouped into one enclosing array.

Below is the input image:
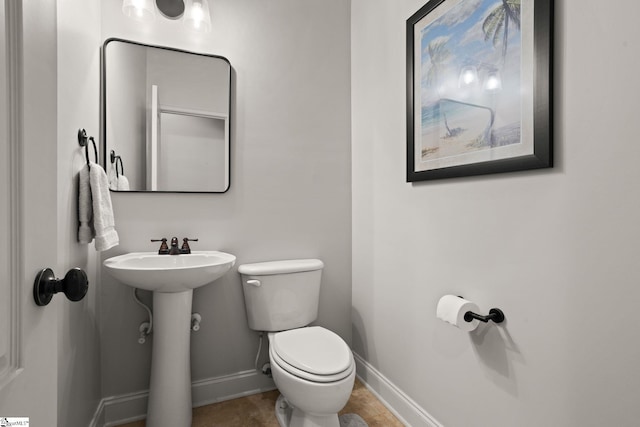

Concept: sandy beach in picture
[[420, 99, 494, 159]]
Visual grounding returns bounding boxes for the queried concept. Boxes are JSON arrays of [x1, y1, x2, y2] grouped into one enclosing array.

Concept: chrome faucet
[[151, 237, 198, 255]]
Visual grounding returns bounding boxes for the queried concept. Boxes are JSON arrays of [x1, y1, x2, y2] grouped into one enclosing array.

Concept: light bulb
[[122, 0, 156, 22], [184, 0, 211, 32], [192, 3, 203, 22]]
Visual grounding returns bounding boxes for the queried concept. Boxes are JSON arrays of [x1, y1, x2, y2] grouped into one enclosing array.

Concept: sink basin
[[103, 251, 236, 293]]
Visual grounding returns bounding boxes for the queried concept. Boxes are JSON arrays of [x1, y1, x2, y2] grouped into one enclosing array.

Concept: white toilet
[[238, 259, 356, 427]]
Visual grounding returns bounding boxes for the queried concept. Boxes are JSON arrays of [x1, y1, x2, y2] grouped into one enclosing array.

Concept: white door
[[0, 0, 61, 424], [0, 0, 10, 385]]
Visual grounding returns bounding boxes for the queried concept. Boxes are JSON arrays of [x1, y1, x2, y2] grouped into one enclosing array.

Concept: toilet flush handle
[[247, 279, 261, 287]]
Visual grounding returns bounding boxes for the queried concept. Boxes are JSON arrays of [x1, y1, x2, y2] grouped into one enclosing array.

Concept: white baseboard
[[191, 369, 276, 407], [90, 355, 440, 427], [353, 352, 443, 427], [89, 369, 276, 427]]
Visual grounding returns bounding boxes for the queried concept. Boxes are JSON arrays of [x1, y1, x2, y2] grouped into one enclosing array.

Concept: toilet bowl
[[238, 259, 356, 427], [268, 327, 355, 427]]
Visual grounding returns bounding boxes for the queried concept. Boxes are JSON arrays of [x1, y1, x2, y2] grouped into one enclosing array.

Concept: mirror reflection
[[103, 38, 231, 192]]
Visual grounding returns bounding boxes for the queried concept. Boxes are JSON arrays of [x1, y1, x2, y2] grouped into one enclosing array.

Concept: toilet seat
[[270, 327, 354, 383]]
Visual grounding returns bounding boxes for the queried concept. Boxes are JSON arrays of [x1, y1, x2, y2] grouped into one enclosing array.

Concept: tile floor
[[116, 379, 404, 427]]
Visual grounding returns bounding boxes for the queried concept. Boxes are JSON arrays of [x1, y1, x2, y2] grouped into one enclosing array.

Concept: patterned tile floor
[[116, 379, 404, 427]]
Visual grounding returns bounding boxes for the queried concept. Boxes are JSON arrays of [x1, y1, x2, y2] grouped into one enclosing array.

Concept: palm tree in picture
[[482, 0, 521, 61], [425, 37, 451, 92], [424, 38, 457, 137], [481, 0, 522, 148]]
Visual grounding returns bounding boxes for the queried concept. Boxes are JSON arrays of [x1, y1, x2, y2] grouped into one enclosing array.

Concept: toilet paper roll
[[436, 295, 480, 332]]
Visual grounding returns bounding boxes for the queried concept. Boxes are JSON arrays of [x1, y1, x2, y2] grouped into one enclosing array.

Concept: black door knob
[[33, 267, 89, 306]]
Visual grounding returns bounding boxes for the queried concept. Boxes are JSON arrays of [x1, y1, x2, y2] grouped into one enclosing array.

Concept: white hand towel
[[89, 162, 119, 251], [78, 165, 95, 243], [108, 166, 118, 191], [117, 175, 130, 191]]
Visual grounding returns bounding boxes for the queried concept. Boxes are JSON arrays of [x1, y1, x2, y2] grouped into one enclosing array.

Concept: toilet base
[[275, 394, 340, 427]]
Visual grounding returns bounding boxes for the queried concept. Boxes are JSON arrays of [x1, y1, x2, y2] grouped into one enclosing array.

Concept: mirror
[[102, 38, 231, 192]]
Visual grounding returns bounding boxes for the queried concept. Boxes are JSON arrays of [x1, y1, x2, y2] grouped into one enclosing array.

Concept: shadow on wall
[[352, 303, 523, 405], [470, 321, 523, 397]]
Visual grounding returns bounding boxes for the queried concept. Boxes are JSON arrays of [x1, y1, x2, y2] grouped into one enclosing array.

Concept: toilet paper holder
[[464, 308, 505, 324], [457, 296, 505, 324]]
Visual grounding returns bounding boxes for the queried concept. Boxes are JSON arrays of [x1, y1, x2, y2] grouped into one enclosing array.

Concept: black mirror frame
[[101, 37, 232, 193]]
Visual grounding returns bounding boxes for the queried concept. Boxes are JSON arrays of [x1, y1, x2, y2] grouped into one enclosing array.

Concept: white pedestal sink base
[[147, 290, 193, 427], [102, 251, 236, 426]]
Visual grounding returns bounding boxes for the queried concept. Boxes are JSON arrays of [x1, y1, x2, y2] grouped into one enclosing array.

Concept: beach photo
[[407, 0, 552, 181], [419, 0, 522, 162]]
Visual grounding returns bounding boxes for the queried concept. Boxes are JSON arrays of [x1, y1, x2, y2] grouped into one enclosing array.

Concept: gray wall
[[99, 0, 351, 398], [351, 0, 640, 426], [56, 0, 102, 426]]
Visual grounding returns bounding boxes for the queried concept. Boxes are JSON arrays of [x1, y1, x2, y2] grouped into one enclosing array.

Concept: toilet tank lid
[[238, 259, 324, 275]]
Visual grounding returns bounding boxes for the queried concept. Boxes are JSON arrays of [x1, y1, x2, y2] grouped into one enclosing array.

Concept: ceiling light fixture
[[122, 0, 211, 32], [156, 0, 185, 19]]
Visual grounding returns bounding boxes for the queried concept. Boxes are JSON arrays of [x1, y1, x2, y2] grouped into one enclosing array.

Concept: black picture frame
[[407, 0, 553, 182]]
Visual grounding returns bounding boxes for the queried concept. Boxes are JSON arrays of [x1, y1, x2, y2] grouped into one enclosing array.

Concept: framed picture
[[407, 0, 553, 181]]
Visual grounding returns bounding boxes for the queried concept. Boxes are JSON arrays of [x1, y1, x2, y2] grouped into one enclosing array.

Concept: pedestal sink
[[103, 251, 236, 427]]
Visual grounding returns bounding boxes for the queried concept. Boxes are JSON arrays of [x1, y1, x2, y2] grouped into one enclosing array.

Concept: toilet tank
[[238, 259, 324, 332]]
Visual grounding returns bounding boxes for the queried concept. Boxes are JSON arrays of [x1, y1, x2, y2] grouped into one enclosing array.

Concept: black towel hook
[[116, 156, 124, 178], [78, 128, 88, 146], [78, 128, 97, 168], [110, 150, 124, 178], [85, 137, 98, 167]]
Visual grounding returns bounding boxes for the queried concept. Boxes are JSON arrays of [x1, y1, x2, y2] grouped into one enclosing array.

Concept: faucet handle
[[180, 238, 199, 254], [151, 238, 169, 255]]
